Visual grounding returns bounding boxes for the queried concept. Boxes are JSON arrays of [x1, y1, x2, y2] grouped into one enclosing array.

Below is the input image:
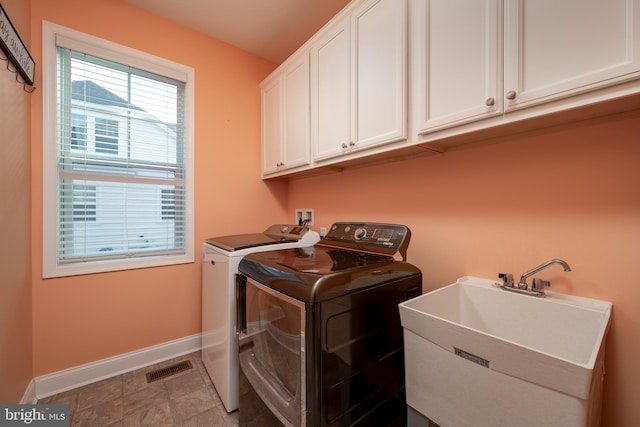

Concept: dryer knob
[[280, 225, 289, 233], [354, 227, 367, 240]]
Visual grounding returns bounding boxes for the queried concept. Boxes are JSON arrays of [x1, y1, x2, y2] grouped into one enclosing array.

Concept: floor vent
[[146, 360, 193, 383]]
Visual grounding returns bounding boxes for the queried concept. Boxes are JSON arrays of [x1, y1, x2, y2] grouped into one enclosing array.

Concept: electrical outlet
[[295, 208, 314, 226]]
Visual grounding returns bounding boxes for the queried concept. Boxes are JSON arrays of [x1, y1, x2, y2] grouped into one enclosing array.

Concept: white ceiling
[[123, 0, 352, 64]]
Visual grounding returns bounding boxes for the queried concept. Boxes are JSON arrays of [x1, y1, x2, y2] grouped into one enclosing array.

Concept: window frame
[[42, 21, 195, 278]]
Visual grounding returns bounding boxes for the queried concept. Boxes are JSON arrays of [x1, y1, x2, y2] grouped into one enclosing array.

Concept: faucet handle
[[498, 273, 514, 287], [531, 278, 550, 293]]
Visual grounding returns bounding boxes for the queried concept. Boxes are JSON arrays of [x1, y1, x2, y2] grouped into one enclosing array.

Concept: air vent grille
[[146, 360, 193, 383]]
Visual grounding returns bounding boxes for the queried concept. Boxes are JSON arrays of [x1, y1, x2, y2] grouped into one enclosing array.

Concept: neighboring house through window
[[42, 22, 194, 277], [71, 113, 87, 149], [72, 185, 97, 222]]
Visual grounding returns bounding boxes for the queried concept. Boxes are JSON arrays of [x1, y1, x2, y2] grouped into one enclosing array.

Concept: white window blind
[[56, 47, 187, 264], [42, 22, 194, 277]]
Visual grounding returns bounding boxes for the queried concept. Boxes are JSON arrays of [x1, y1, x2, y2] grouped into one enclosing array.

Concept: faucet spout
[[519, 259, 571, 286]]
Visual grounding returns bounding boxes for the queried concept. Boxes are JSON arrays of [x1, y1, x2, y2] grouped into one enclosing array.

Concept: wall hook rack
[[1, 54, 35, 93], [1, 4, 36, 93]]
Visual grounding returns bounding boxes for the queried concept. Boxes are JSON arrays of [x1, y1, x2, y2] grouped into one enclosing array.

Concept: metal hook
[[5, 57, 16, 73], [13, 71, 36, 93], [1, 53, 35, 93]]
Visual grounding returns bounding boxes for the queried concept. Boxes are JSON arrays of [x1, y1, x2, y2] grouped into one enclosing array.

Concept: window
[[71, 113, 87, 149], [71, 184, 96, 222], [43, 22, 194, 277], [161, 189, 177, 220], [94, 118, 119, 154]]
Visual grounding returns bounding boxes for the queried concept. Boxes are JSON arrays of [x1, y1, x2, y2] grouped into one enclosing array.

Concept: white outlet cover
[[295, 208, 314, 225]]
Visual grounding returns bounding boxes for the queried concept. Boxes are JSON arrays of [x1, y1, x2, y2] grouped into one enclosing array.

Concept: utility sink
[[399, 276, 612, 427]]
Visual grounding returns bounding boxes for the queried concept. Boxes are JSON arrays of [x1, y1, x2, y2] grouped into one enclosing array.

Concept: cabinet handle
[[506, 90, 517, 100], [485, 97, 495, 106], [349, 141, 355, 147], [276, 162, 284, 167], [341, 143, 348, 149]]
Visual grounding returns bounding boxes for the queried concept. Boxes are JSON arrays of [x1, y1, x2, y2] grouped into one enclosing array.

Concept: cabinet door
[[261, 76, 282, 175], [353, 0, 407, 149], [504, 0, 640, 110], [414, 0, 500, 134], [282, 55, 310, 169], [311, 19, 351, 161], [261, 54, 311, 175]]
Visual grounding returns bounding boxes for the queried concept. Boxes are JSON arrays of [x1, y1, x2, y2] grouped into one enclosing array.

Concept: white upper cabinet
[[261, 51, 310, 176], [310, 17, 350, 161], [311, 0, 407, 162], [504, 0, 640, 110], [413, 0, 501, 133], [261, 0, 640, 178], [413, 0, 640, 135]]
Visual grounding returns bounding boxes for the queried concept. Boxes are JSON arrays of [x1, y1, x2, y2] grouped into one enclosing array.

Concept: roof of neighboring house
[[72, 80, 143, 111]]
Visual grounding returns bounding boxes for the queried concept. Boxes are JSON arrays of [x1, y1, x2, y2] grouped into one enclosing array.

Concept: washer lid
[[205, 233, 296, 252], [205, 224, 309, 252]]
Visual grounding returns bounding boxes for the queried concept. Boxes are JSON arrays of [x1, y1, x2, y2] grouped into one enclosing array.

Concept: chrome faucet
[[499, 259, 571, 297], [520, 259, 571, 287]]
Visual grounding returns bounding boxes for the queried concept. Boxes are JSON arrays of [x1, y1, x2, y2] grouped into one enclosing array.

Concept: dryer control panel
[[322, 222, 412, 261]]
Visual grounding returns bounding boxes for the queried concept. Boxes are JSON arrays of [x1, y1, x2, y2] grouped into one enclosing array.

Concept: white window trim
[[42, 21, 195, 278]]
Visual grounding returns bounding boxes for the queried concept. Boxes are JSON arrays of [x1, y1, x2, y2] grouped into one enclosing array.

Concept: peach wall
[[29, 0, 285, 376], [286, 112, 640, 427], [0, 0, 33, 403], [20, 0, 640, 425]]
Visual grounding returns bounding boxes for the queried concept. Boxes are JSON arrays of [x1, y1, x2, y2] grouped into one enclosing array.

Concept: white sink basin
[[399, 276, 612, 427]]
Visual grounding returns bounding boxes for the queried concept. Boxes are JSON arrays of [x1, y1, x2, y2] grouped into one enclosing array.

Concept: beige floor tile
[[72, 396, 123, 427], [122, 400, 175, 427], [75, 376, 123, 411], [38, 388, 80, 414], [164, 370, 206, 400], [122, 381, 169, 416], [37, 351, 235, 427], [170, 387, 216, 423], [181, 407, 226, 426]]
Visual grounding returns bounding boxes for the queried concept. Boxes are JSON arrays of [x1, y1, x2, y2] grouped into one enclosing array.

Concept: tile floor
[[38, 352, 238, 426]]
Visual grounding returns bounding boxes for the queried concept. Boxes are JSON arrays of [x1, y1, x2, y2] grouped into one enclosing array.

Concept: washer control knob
[[280, 225, 289, 233], [354, 227, 367, 240]]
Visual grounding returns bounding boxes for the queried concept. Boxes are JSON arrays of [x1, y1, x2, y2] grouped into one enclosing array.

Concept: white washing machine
[[201, 224, 320, 413]]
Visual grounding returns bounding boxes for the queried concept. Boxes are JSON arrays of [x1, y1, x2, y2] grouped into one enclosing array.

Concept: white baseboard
[[21, 379, 37, 404], [33, 334, 201, 400]]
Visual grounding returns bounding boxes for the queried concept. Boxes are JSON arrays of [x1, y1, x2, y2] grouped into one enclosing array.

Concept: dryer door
[[237, 276, 307, 427]]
